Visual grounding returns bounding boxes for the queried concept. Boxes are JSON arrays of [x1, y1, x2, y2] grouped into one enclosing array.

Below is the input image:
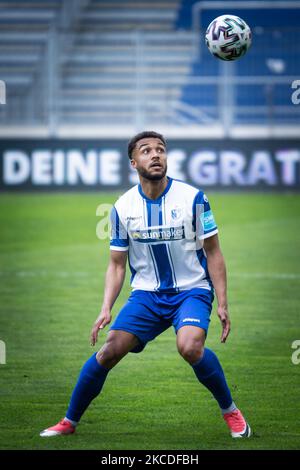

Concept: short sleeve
[[192, 191, 218, 240], [110, 206, 129, 251]]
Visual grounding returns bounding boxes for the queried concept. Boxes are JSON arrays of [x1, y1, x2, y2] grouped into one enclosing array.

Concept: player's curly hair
[[127, 131, 166, 159]]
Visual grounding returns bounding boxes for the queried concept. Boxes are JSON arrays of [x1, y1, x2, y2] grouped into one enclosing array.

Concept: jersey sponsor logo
[[200, 210, 217, 231], [131, 231, 142, 240], [129, 225, 185, 243], [182, 318, 201, 323]]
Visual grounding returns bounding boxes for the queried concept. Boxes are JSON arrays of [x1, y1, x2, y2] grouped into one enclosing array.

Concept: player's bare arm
[[90, 250, 127, 346], [204, 234, 231, 343]]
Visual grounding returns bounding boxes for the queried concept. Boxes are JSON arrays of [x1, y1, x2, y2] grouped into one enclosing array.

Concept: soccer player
[[40, 131, 251, 439]]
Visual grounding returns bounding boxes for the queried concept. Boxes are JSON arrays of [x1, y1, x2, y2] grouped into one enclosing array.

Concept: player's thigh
[[96, 330, 139, 364], [173, 290, 213, 355], [106, 329, 140, 354], [176, 325, 206, 355], [110, 291, 171, 351]]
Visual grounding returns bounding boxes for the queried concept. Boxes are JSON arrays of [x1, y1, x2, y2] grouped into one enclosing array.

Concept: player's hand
[[217, 305, 231, 343], [90, 310, 112, 346]]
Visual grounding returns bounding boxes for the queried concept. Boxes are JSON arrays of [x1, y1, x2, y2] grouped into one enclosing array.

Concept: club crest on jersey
[[171, 207, 182, 220]]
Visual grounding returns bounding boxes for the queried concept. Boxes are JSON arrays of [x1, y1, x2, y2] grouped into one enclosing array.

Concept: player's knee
[[96, 341, 123, 369], [178, 341, 204, 365]]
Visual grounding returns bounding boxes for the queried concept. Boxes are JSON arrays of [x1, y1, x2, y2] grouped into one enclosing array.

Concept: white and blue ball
[[205, 14, 252, 61]]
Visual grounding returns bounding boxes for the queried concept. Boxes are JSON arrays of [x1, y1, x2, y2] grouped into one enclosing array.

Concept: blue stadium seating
[[178, 2, 300, 125], [0, 0, 299, 129]]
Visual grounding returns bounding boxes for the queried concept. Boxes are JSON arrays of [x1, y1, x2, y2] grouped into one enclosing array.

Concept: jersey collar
[[138, 177, 173, 203]]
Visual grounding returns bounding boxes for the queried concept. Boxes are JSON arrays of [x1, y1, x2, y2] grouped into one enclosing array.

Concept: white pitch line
[[230, 273, 300, 280], [0, 271, 299, 280], [0, 271, 89, 278]]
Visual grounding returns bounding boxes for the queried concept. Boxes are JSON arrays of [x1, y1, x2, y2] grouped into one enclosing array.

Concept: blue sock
[[192, 348, 233, 411], [66, 353, 109, 423]]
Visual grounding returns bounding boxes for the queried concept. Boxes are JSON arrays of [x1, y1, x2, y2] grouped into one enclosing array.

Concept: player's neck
[[139, 176, 169, 200]]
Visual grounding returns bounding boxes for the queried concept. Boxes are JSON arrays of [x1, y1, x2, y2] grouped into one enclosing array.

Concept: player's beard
[[137, 165, 167, 181]]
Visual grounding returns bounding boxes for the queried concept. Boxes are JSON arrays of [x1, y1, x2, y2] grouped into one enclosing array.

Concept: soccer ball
[[205, 14, 252, 61]]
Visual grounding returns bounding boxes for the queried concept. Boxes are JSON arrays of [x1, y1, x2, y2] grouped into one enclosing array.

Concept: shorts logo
[[182, 318, 201, 323]]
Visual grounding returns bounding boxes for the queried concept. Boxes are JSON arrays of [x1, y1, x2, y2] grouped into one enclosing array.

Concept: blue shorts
[[110, 288, 214, 353]]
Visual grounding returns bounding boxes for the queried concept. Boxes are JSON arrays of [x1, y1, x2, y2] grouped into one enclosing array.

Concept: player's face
[[131, 138, 167, 181]]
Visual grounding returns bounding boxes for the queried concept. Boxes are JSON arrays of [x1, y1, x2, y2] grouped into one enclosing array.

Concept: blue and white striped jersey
[[110, 177, 218, 292]]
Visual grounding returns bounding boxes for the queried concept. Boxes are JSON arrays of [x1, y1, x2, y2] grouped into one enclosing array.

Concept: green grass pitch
[[0, 192, 299, 450]]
